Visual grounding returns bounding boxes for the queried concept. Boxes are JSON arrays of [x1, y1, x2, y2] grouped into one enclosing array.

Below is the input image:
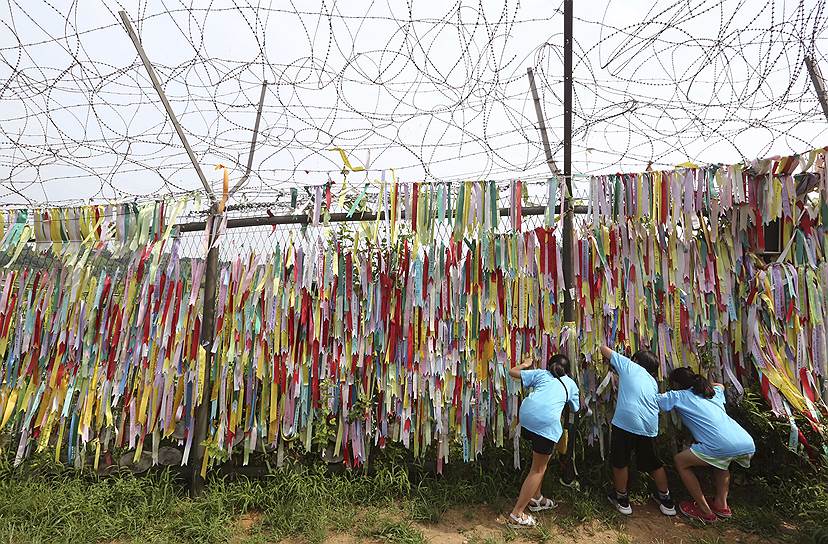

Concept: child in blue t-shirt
[[600, 346, 675, 516], [507, 354, 580, 529], [658, 367, 756, 523]]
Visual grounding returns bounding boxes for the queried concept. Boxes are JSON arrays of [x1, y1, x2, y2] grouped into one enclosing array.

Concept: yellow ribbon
[[215, 165, 230, 213], [330, 147, 366, 172]]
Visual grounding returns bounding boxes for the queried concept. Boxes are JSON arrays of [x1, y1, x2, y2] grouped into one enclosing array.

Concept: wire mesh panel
[[186, 196, 578, 474], [1, 163, 824, 476]]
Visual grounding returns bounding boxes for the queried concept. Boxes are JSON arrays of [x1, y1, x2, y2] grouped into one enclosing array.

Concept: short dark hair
[[631, 350, 659, 377], [548, 353, 571, 378]]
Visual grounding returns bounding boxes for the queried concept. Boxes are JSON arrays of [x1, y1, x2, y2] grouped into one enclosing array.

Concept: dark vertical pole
[[560, 0, 579, 485], [805, 56, 828, 123], [191, 205, 220, 496], [562, 0, 575, 324]]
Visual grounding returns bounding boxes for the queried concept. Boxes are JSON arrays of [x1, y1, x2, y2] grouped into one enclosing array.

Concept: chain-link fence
[[0, 185, 584, 477]]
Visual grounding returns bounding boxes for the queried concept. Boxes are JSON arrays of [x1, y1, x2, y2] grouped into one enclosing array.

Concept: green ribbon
[[489, 180, 498, 232], [346, 184, 369, 218], [453, 183, 466, 241], [437, 183, 446, 222]]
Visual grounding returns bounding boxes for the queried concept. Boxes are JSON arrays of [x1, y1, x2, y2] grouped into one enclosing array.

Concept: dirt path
[[269, 501, 785, 544], [415, 503, 780, 544]]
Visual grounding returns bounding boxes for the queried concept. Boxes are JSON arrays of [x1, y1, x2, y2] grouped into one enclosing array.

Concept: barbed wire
[[0, 0, 824, 207]]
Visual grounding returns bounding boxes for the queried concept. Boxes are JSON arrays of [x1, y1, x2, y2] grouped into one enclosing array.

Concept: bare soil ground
[[249, 500, 787, 544], [415, 503, 780, 544]]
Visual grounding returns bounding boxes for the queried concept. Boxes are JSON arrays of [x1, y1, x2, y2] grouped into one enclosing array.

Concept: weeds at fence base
[[0, 388, 825, 543], [0, 451, 823, 544]]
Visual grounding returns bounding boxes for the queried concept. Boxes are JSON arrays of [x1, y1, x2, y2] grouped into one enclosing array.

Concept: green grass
[[0, 466, 810, 544], [555, 485, 615, 531], [0, 459, 820, 544], [533, 523, 557, 543], [359, 518, 427, 544], [0, 452, 413, 544], [0, 394, 825, 544]]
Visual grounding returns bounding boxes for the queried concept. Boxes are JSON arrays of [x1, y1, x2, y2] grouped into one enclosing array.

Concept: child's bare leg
[[511, 452, 551, 517], [712, 468, 730, 510], [533, 452, 552, 498], [612, 466, 629, 493], [650, 466, 670, 494], [674, 449, 713, 515], [533, 477, 544, 500]]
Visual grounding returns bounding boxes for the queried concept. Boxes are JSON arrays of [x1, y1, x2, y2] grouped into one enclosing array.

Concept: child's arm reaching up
[[600, 345, 614, 361], [508, 358, 533, 379], [600, 345, 630, 374]]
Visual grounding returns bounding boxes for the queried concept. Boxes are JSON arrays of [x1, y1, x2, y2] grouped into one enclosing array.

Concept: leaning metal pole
[[118, 11, 214, 203]]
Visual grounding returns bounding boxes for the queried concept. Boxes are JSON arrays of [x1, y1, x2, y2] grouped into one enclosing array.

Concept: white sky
[[0, 0, 825, 208]]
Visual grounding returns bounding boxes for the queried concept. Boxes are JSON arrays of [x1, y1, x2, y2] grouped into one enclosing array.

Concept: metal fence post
[[562, 0, 575, 325], [190, 205, 220, 496]]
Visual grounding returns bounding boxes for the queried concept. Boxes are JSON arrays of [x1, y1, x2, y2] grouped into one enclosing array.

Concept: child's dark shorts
[[522, 428, 556, 455], [610, 425, 662, 472]]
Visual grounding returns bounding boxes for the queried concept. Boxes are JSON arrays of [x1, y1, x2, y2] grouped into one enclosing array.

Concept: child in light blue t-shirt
[[506, 354, 580, 529], [658, 367, 756, 523], [600, 346, 675, 517]]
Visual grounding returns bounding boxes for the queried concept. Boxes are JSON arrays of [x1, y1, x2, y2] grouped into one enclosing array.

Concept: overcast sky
[[0, 0, 825, 208]]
